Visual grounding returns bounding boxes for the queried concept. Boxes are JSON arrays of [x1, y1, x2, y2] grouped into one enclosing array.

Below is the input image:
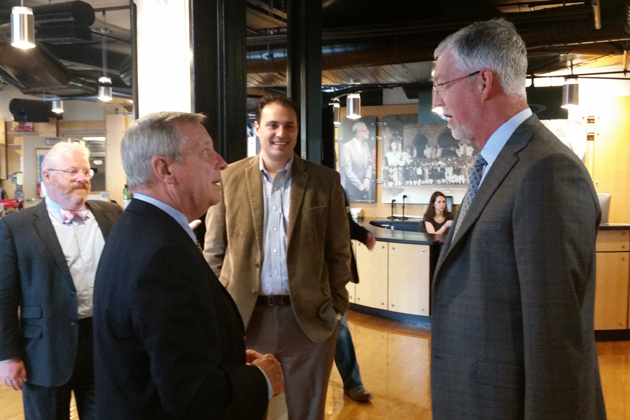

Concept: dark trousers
[[22, 317, 95, 420]]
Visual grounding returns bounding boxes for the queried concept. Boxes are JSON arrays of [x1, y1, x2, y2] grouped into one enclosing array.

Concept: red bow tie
[[60, 208, 88, 224]]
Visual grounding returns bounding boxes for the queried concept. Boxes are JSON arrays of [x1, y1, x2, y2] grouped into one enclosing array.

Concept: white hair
[[434, 19, 528, 98], [41, 142, 90, 172], [121, 111, 207, 189]]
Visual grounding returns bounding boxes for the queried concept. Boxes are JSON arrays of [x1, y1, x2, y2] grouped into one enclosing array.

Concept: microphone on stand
[[388, 199, 397, 220], [401, 195, 408, 220]]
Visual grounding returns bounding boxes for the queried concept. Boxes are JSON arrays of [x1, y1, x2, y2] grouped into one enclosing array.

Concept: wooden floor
[[1, 311, 629, 420]]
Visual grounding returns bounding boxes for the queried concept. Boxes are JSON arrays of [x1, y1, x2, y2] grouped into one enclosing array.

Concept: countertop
[[356, 218, 442, 245], [359, 219, 630, 245], [600, 223, 630, 230]]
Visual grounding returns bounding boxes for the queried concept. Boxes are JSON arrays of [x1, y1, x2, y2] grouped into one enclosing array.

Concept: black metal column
[[286, 0, 322, 163], [190, 0, 247, 163]]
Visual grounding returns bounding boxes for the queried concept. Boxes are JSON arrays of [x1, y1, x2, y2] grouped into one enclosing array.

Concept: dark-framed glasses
[[48, 168, 94, 180], [432, 70, 481, 96]]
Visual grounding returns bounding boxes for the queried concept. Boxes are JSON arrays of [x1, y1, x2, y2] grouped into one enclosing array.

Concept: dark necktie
[[453, 154, 487, 238]]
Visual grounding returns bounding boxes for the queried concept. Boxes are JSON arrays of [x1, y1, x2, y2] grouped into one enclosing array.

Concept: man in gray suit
[[0, 142, 122, 420], [339, 121, 373, 202], [430, 19, 606, 420]]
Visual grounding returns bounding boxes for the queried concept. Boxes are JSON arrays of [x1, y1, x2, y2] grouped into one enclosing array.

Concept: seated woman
[[423, 191, 454, 234]]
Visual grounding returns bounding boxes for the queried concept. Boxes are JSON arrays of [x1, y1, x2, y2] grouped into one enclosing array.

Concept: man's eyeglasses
[[48, 168, 94, 180], [432, 70, 481, 96]]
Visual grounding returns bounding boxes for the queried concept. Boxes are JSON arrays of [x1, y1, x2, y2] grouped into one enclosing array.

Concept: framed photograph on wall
[[380, 115, 479, 205], [337, 117, 377, 203]]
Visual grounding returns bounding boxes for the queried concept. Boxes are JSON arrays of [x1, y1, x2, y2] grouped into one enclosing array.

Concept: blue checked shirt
[[259, 155, 293, 295]]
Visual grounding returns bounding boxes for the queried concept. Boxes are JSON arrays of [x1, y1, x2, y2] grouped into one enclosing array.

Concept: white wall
[[383, 87, 418, 105], [63, 100, 106, 121]]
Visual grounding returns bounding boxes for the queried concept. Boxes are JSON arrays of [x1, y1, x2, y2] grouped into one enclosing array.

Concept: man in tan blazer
[[204, 94, 352, 420]]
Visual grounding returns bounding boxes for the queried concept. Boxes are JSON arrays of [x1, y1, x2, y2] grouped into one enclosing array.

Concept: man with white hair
[[430, 19, 605, 420], [0, 141, 122, 420]]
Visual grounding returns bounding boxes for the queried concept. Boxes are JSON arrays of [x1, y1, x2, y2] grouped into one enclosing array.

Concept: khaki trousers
[[246, 302, 337, 420]]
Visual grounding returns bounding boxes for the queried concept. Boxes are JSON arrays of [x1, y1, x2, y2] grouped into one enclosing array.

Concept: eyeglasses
[[432, 70, 481, 96], [48, 168, 94, 180]]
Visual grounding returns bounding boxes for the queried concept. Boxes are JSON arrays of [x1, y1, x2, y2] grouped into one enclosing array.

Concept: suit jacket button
[[71, 321, 77, 326]]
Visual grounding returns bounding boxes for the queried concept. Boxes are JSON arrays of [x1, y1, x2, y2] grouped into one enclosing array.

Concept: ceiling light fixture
[[561, 76, 579, 109], [98, 77, 112, 102], [51, 100, 64, 114], [331, 100, 341, 126], [346, 93, 362, 119], [98, 11, 112, 102], [11, 2, 35, 49]]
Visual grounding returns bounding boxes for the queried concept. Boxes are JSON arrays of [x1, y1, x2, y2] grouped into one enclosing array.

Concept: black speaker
[[9, 99, 59, 122]]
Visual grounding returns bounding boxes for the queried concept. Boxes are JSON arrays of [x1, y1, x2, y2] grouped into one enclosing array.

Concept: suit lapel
[[245, 157, 265, 255], [434, 115, 541, 284], [287, 155, 308, 246], [86, 201, 114, 238], [31, 201, 74, 283]]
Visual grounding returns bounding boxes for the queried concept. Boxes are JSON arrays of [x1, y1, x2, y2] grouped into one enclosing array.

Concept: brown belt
[[257, 295, 292, 306]]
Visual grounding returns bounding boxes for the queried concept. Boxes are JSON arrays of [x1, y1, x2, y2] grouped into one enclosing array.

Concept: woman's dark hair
[[423, 191, 452, 220]]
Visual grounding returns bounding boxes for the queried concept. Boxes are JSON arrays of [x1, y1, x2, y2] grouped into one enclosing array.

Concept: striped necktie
[[452, 154, 487, 238]]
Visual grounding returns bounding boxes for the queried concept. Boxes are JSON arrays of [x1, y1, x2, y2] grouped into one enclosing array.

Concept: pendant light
[[561, 76, 579, 109], [561, 62, 579, 109], [98, 11, 112, 102], [346, 93, 362, 119], [51, 100, 64, 114], [332, 100, 341, 126], [11, 1, 35, 49]]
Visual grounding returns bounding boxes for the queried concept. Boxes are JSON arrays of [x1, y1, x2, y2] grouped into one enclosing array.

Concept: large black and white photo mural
[[381, 115, 479, 204]]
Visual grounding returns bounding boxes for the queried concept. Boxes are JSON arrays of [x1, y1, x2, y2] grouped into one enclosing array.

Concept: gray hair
[[42, 141, 90, 172], [434, 19, 528, 97], [352, 121, 367, 134], [121, 111, 207, 189]]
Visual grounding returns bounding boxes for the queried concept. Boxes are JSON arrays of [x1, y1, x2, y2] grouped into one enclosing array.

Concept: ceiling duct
[[9, 98, 59, 122], [0, 41, 71, 89], [27, 1, 94, 26], [246, 1, 630, 86]]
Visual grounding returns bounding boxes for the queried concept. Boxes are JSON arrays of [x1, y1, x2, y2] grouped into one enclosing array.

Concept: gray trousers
[[246, 302, 337, 420]]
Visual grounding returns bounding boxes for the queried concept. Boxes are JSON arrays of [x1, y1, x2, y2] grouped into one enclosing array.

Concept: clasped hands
[[246, 349, 284, 397]]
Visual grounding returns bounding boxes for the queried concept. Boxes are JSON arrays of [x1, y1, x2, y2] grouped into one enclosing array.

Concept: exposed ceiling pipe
[[246, 9, 630, 75]]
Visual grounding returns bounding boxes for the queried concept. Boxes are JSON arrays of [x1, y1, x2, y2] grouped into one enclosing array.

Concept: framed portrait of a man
[[337, 117, 376, 203]]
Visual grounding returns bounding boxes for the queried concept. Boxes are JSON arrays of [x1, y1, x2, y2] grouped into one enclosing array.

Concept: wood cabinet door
[[594, 252, 629, 330], [388, 243, 431, 316], [355, 241, 388, 309]]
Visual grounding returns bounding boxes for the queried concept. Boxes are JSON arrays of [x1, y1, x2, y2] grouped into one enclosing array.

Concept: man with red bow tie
[[0, 141, 121, 420]]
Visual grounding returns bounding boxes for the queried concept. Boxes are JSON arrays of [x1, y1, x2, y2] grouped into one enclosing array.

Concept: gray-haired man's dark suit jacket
[[0, 199, 121, 386], [430, 115, 607, 420]]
